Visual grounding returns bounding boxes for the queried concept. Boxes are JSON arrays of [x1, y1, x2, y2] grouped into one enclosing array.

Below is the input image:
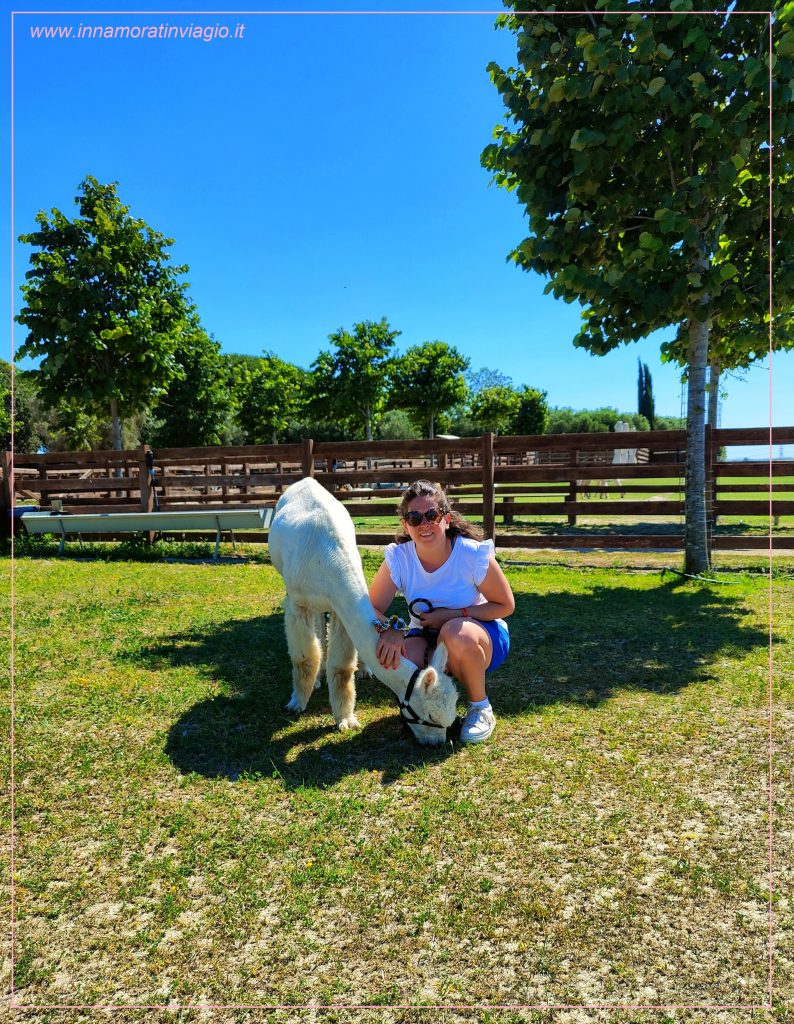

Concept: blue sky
[[6, 1, 789, 456]]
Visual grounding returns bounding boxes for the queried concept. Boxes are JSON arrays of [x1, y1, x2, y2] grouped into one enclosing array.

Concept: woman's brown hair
[[395, 479, 483, 544]]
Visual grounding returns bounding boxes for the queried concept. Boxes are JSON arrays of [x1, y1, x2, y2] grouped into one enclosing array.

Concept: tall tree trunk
[[684, 315, 711, 575], [110, 397, 122, 451], [428, 412, 435, 440]]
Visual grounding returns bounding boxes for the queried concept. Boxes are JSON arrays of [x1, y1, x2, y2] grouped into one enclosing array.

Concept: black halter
[[408, 597, 440, 668], [398, 667, 445, 730]]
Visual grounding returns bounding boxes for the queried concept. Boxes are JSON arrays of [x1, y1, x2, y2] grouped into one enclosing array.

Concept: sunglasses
[[403, 507, 447, 527]]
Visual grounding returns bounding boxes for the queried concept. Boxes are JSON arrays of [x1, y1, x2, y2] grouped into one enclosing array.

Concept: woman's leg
[[437, 618, 493, 702], [403, 635, 431, 668]]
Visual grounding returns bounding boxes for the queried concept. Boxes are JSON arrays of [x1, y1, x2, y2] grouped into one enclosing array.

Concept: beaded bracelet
[[372, 614, 410, 636]]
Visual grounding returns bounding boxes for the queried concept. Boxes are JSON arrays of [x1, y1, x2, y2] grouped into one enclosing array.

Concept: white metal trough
[[21, 508, 274, 560]]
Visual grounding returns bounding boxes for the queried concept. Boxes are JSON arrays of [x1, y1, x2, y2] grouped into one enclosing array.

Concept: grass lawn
[[3, 546, 792, 1023]]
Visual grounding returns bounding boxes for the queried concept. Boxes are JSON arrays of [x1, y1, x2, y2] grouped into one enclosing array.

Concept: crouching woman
[[368, 479, 515, 744]]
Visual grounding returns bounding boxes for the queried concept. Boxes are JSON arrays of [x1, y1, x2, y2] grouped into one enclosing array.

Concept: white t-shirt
[[383, 536, 506, 630]]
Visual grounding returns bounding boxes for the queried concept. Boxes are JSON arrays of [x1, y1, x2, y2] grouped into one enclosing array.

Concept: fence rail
[[4, 426, 793, 551]]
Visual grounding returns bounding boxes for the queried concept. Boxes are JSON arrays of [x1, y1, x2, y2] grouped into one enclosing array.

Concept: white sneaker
[[460, 704, 496, 744]]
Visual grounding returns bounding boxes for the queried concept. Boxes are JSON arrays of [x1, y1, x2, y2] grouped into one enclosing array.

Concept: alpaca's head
[[400, 643, 459, 747]]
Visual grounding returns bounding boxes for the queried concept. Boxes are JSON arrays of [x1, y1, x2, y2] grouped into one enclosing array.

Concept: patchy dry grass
[[3, 549, 792, 1020]]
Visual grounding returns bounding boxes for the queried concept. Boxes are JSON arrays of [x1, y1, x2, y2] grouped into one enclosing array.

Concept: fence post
[[38, 465, 49, 509], [704, 423, 716, 547], [138, 445, 156, 544], [567, 479, 578, 526], [302, 438, 315, 479], [139, 445, 154, 513], [481, 433, 496, 541], [565, 448, 577, 524], [0, 451, 11, 539]]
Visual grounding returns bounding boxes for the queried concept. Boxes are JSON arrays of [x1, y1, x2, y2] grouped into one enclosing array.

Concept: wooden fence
[[3, 426, 793, 552]]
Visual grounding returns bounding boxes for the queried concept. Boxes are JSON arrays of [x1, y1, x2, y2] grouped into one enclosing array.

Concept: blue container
[[6, 505, 39, 538]]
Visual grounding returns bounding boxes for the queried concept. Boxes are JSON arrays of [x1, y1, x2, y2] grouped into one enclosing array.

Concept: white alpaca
[[268, 478, 459, 746]]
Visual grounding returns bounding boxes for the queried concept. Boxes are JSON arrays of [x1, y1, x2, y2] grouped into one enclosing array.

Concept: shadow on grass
[[502, 520, 790, 538], [503, 520, 685, 537], [496, 577, 771, 716], [131, 612, 454, 788], [128, 574, 772, 788]]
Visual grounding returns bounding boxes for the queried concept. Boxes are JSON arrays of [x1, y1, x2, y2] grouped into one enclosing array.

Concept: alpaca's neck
[[343, 591, 414, 697]]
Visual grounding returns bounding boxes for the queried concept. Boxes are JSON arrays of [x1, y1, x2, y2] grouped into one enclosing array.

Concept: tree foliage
[[1, 362, 42, 453], [16, 176, 192, 448], [466, 366, 514, 394], [0, 361, 13, 451], [234, 352, 309, 445], [470, 385, 521, 434], [310, 318, 401, 441], [387, 341, 470, 438], [439, 402, 480, 438], [0, 362, 114, 453], [546, 406, 649, 434], [482, 1, 794, 571], [637, 358, 656, 428], [376, 409, 423, 441], [483, 2, 791, 357], [47, 400, 108, 451], [513, 385, 550, 434], [469, 383, 549, 435], [148, 320, 232, 448]]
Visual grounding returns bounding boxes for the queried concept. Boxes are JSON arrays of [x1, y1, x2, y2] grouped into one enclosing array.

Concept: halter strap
[[398, 667, 444, 729], [407, 598, 439, 669]]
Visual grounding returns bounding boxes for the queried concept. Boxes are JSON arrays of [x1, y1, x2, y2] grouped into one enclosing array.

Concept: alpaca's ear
[[430, 641, 449, 675], [420, 666, 438, 692]]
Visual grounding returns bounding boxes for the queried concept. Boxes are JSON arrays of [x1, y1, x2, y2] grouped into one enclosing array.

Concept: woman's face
[[403, 495, 450, 547]]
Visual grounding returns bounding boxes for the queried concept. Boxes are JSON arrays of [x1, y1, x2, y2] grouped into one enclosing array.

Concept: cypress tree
[[643, 363, 656, 429], [637, 359, 655, 429]]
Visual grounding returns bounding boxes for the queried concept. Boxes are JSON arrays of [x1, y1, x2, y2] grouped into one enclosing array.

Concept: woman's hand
[[417, 607, 460, 630], [376, 628, 405, 670]]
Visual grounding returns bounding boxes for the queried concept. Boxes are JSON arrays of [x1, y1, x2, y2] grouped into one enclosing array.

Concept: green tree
[[439, 402, 479, 437], [388, 341, 470, 438], [281, 417, 350, 444], [546, 406, 649, 434], [6, 365, 141, 452], [48, 400, 107, 451], [1, 361, 14, 452], [466, 367, 514, 394], [148, 319, 232, 448], [16, 176, 192, 449], [465, 372, 549, 435], [470, 385, 522, 434], [310, 318, 401, 441], [654, 413, 685, 430], [513, 385, 550, 434], [482, 2, 794, 573], [637, 359, 656, 429], [376, 409, 422, 440], [234, 353, 309, 444], [1, 362, 42, 453]]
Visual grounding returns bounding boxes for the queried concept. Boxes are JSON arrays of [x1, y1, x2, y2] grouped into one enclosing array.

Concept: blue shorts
[[406, 619, 510, 673], [480, 619, 510, 673]]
